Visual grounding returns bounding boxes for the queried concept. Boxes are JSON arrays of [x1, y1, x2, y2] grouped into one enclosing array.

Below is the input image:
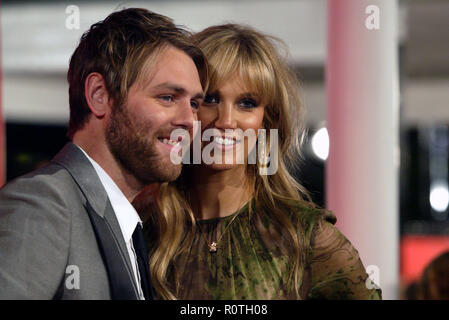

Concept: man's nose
[[172, 100, 194, 130]]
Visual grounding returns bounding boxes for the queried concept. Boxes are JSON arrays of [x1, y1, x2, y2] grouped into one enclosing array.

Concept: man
[[0, 8, 206, 299]]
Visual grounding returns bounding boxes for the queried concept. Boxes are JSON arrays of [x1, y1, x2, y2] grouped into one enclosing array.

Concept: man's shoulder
[[0, 160, 86, 214], [1, 142, 91, 199], [1, 161, 75, 194]]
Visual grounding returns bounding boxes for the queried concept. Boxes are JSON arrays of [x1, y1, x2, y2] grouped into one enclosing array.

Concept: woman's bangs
[[237, 58, 276, 107], [206, 46, 276, 107], [206, 52, 239, 93]]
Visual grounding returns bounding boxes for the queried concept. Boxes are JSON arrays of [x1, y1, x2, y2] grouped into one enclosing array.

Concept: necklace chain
[[196, 203, 246, 253], [208, 212, 240, 253]]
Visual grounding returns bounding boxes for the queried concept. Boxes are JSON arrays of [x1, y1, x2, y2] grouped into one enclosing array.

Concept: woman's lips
[[211, 136, 241, 150]]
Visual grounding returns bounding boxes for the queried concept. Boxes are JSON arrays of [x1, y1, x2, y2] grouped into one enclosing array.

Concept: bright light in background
[[429, 183, 449, 212], [311, 127, 329, 161]]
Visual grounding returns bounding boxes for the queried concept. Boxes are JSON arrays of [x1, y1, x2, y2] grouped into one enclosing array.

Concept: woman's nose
[[214, 103, 237, 129]]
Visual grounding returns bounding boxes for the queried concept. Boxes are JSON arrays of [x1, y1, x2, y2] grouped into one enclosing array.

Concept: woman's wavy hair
[[142, 24, 314, 299]]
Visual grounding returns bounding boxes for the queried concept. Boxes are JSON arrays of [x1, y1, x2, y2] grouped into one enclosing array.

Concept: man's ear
[[84, 72, 111, 117]]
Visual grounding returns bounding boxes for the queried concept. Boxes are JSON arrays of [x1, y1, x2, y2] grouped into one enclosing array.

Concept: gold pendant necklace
[[208, 211, 240, 253], [208, 241, 218, 253]]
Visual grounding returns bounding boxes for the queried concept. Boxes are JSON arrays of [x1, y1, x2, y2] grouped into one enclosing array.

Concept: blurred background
[[1, 0, 448, 299]]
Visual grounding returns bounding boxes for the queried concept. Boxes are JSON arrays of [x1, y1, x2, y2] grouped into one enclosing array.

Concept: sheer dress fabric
[[145, 200, 382, 300]]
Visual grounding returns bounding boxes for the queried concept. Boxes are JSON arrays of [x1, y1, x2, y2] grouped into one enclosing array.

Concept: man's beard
[[105, 106, 182, 185]]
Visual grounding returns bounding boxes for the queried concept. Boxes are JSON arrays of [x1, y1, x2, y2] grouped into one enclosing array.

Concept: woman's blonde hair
[[143, 24, 314, 299]]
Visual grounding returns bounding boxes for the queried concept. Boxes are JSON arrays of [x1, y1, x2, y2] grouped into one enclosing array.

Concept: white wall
[[1, 0, 326, 74]]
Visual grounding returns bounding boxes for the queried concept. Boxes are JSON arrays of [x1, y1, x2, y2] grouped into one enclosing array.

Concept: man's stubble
[[105, 105, 182, 185]]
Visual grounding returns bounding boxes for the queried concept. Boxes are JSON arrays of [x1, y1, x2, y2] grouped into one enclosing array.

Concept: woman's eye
[[203, 94, 219, 105], [239, 98, 258, 109]]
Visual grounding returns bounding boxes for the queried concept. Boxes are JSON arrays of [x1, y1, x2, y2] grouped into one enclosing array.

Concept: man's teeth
[[214, 137, 236, 145], [161, 138, 179, 146]]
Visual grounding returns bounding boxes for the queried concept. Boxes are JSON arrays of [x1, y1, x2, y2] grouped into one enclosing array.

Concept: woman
[[137, 24, 382, 300]]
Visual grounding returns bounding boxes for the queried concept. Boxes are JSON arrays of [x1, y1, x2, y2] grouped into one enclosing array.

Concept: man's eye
[[203, 94, 219, 105], [239, 98, 258, 109], [190, 100, 200, 110], [160, 95, 174, 103]]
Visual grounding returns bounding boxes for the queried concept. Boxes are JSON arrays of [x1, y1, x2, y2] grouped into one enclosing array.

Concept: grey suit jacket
[[0, 142, 142, 299]]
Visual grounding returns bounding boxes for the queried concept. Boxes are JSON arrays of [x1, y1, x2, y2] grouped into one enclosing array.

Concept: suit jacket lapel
[[52, 142, 139, 300], [85, 201, 138, 300]]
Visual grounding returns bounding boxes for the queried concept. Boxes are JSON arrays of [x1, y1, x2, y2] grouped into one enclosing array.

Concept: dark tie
[[132, 224, 153, 300]]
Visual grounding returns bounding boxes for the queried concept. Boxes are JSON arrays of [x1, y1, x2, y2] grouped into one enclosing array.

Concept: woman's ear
[[84, 72, 110, 118]]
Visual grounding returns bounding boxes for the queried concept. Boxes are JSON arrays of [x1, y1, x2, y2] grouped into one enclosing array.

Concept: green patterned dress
[[150, 200, 381, 300]]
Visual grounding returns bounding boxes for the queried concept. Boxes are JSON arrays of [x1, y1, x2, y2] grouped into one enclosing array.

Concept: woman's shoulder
[[283, 199, 337, 233]]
